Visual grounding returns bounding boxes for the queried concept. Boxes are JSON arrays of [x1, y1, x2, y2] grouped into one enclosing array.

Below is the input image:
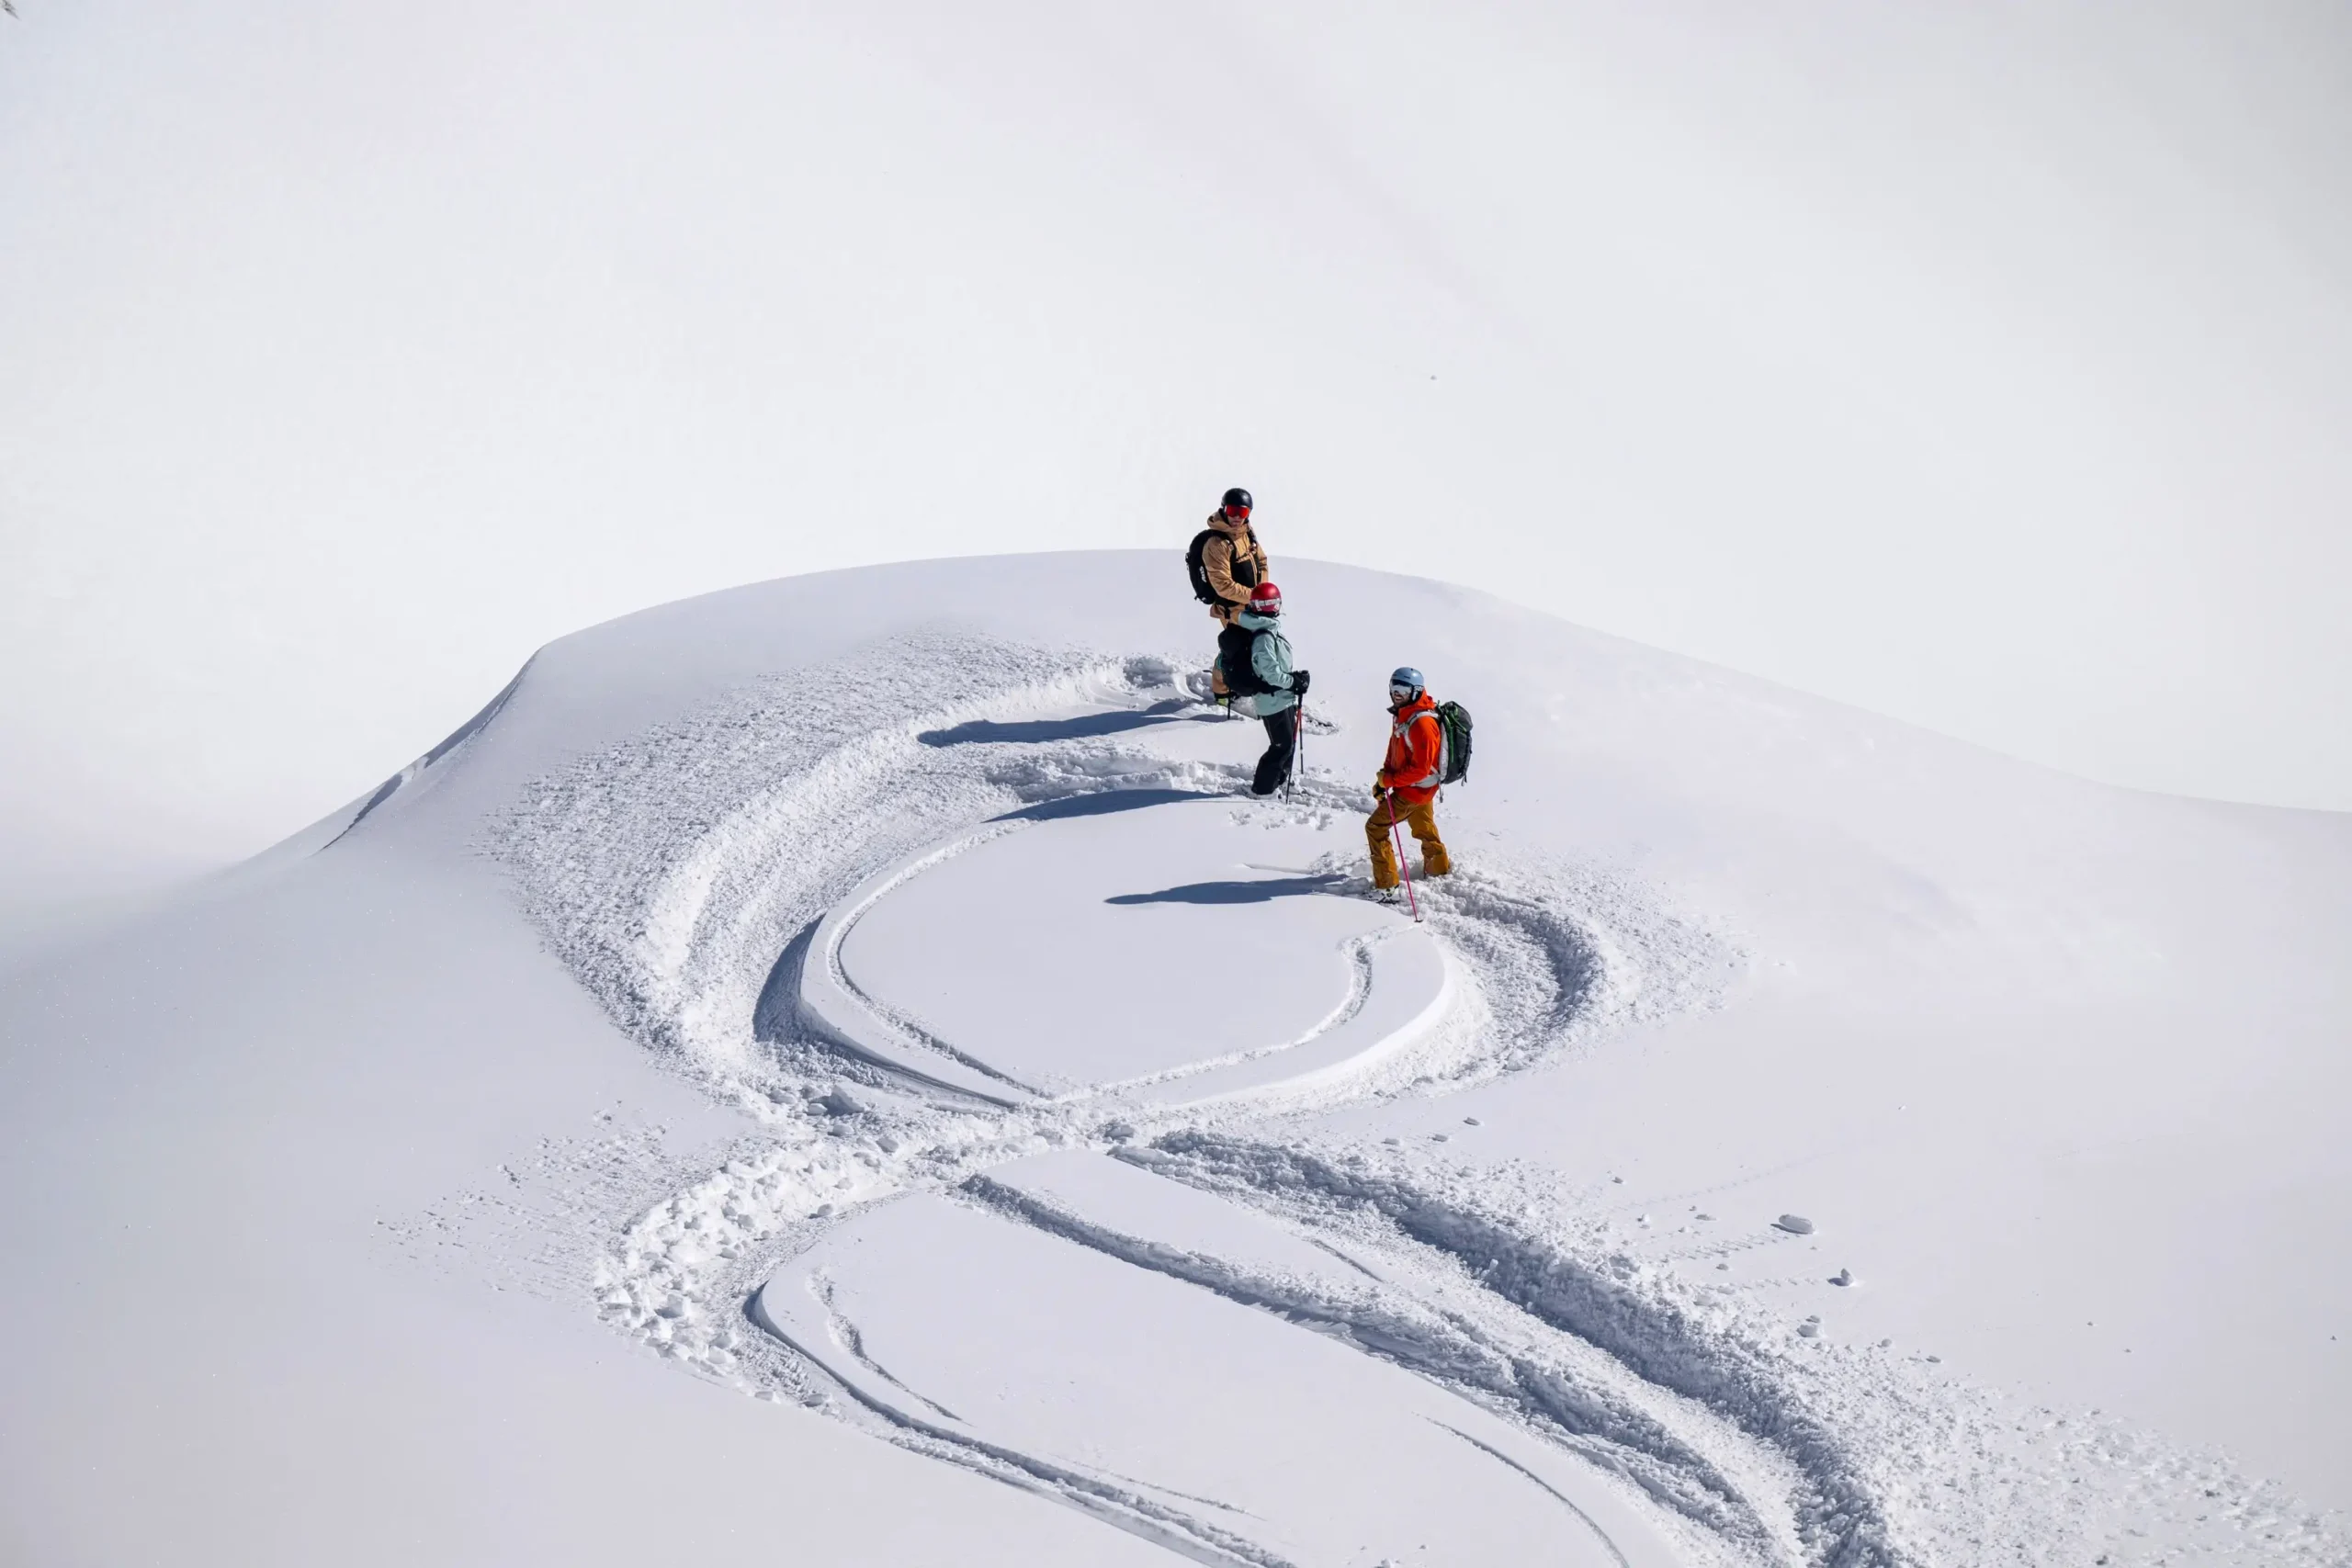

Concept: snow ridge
[[333, 656, 532, 846]]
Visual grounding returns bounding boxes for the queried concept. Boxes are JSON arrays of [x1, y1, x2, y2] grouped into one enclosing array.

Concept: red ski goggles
[[1224, 503, 1251, 518]]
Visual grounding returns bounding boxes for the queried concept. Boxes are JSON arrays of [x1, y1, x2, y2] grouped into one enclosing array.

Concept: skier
[[1217, 581, 1310, 795], [1367, 667, 1452, 897], [1194, 488, 1269, 626], [1185, 488, 1270, 700]]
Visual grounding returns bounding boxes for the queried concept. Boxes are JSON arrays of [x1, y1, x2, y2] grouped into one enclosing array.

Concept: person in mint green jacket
[[1220, 581, 1310, 795]]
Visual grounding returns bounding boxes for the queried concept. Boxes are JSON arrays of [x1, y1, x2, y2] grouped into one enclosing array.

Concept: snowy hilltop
[[2, 553, 2346, 1567]]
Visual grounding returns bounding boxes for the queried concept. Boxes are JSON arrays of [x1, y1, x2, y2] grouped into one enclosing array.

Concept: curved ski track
[[488, 635, 2335, 1568]]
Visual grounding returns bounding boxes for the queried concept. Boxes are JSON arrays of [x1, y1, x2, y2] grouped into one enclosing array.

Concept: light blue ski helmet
[[1388, 667, 1425, 700]]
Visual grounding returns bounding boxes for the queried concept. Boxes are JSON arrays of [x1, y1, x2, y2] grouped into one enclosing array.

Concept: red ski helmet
[[1249, 581, 1283, 615]]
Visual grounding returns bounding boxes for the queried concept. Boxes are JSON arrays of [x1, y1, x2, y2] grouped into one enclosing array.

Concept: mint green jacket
[[1238, 612, 1296, 717]]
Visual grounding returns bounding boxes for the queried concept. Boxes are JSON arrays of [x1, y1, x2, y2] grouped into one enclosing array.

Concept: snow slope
[[3, 552, 2346, 1566]]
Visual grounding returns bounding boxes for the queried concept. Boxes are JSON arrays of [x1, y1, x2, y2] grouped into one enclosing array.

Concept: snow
[[756, 1152, 1674, 1567], [819, 795, 1448, 1102], [3, 551, 2348, 1565]]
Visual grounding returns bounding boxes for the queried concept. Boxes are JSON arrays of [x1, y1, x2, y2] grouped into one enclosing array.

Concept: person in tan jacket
[[1197, 487, 1269, 627]]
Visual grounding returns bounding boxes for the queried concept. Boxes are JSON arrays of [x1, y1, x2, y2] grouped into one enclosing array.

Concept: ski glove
[[1288, 670, 1312, 695]]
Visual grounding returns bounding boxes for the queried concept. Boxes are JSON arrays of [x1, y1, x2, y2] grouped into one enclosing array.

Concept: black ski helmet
[[1221, 487, 1253, 513]]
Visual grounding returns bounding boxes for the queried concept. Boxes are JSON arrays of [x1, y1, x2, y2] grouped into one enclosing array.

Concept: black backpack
[[1433, 700, 1473, 784], [1185, 529, 1219, 604], [1185, 525, 1260, 606], [1216, 622, 1272, 695]]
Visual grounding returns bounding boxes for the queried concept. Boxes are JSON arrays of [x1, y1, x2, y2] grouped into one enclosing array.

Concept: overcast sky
[[4, 0, 2348, 936]]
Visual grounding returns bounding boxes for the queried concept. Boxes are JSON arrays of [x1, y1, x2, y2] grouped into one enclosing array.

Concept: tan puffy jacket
[[1201, 512, 1270, 624]]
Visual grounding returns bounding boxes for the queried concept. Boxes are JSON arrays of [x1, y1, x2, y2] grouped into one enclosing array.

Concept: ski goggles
[[1224, 503, 1251, 518]]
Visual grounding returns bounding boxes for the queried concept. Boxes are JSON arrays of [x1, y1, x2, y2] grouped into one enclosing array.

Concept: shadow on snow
[[919, 701, 1195, 748], [1107, 874, 1346, 907], [995, 788, 1224, 824]]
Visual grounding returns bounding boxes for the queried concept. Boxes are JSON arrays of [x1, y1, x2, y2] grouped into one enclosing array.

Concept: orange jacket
[[1378, 692, 1444, 806]]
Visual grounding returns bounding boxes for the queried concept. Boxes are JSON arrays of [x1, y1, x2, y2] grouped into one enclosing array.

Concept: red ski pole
[[1386, 793, 1420, 922]]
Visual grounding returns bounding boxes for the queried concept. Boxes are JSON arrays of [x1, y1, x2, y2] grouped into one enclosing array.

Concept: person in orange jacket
[[1368, 666, 1452, 897]]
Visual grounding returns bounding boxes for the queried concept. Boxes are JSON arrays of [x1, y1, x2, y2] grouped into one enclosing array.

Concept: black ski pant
[[1251, 706, 1298, 795]]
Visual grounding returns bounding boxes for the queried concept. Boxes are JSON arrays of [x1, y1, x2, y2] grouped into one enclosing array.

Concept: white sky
[[4, 0, 2348, 932]]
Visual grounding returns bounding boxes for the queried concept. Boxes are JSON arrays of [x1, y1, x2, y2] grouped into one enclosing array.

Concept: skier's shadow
[[1108, 874, 1344, 906], [998, 788, 1219, 824], [919, 701, 1197, 747]]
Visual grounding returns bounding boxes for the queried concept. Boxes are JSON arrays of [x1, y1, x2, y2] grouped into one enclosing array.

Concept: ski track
[[481, 632, 2343, 1568]]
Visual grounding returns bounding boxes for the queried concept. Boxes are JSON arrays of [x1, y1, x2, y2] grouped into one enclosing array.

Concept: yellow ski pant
[[1366, 797, 1451, 889]]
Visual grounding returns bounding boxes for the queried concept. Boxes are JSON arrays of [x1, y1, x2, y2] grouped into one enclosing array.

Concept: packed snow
[[2, 553, 2346, 1565]]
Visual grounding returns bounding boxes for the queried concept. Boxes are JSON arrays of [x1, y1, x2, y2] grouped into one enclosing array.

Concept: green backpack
[[1433, 700, 1473, 784]]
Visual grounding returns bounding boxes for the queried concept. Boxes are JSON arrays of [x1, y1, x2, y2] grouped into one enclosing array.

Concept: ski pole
[[1288, 702, 1303, 800], [1386, 793, 1420, 922]]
